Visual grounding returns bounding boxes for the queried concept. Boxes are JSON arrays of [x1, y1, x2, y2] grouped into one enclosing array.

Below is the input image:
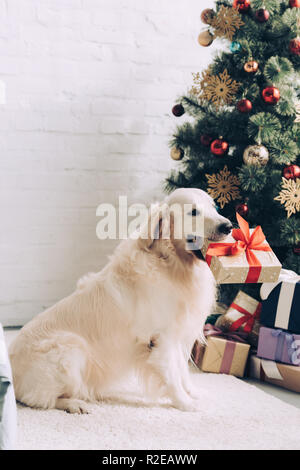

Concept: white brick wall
[[0, 0, 216, 326]]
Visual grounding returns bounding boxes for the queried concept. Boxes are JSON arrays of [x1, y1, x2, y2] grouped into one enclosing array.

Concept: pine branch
[[264, 56, 294, 85], [248, 113, 281, 144], [251, 0, 281, 14], [238, 165, 269, 192], [282, 8, 300, 35], [269, 137, 299, 165], [276, 86, 298, 116]]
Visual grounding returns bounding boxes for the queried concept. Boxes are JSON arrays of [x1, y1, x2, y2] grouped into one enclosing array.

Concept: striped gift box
[[260, 279, 300, 334]]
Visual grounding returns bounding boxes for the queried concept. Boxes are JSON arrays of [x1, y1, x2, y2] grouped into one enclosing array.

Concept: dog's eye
[[188, 209, 200, 216]]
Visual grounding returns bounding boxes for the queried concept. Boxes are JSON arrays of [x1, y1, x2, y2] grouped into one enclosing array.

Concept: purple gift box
[[257, 327, 300, 366]]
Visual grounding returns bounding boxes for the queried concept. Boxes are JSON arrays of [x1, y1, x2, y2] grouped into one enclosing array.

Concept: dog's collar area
[[186, 236, 197, 244], [185, 236, 204, 253], [194, 250, 205, 261]]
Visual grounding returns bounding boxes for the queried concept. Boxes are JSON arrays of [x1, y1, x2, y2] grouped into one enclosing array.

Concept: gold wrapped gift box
[[248, 355, 300, 393], [192, 336, 250, 378], [201, 231, 282, 284], [215, 291, 261, 347], [201, 212, 282, 285]]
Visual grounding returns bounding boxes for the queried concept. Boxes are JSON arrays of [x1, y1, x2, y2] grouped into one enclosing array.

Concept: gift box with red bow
[[215, 291, 262, 347], [201, 213, 282, 284], [192, 324, 250, 378]]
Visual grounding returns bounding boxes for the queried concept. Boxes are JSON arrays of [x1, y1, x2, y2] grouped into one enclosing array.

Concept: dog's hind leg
[[55, 397, 89, 414], [10, 331, 93, 413]]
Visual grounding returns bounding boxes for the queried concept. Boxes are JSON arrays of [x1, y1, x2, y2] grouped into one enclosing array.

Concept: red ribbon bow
[[203, 323, 249, 343], [205, 213, 272, 283], [229, 302, 262, 334]]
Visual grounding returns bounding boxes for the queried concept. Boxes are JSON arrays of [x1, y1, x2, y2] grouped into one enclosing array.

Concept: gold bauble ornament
[[170, 147, 184, 161], [197, 30, 214, 47], [244, 60, 259, 74], [243, 145, 269, 166]]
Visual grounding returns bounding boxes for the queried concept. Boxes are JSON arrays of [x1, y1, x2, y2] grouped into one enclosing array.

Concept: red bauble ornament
[[237, 99, 252, 113], [172, 104, 185, 117], [289, 0, 300, 7], [283, 164, 300, 180], [293, 242, 300, 255], [200, 8, 215, 24], [210, 139, 229, 156], [236, 202, 249, 217], [262, 86, 280, 104], [289, 38, 300, 56], [201, 134, 214, 147], [233, 0, 251, 13], [255, 8, 270, 22]]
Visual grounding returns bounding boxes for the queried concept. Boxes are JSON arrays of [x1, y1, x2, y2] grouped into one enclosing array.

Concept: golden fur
[[9, 188, 231, 413]]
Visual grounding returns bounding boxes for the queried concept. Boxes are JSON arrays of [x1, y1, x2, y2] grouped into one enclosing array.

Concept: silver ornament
[[243, 145, 269, 166]]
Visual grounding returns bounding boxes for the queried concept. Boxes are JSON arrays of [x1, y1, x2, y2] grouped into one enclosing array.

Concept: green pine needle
[[264, 56, 294, 85], [247, 83, 261, 100], [248, 113, 281, 144], [269, 137, 299, 165], [251, 0, 280, 14], [280, 217, 300, 244], [282, 8, 300, 34], [292, 124, 300, 150], [277, 86, 298, 116], [238, 165, 268, 192], [283, 251, 300, 274]]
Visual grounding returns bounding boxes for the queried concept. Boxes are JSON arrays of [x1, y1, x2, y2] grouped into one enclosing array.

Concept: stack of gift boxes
[[192, 213, 300, 393]]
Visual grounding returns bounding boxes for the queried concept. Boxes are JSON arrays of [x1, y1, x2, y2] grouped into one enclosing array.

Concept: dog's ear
[[138, 203, 174, 251]]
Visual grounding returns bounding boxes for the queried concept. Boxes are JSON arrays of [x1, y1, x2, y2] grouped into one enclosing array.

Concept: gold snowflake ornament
[[211, 5, 244, 41], [206, 165, 241, 209], [191, 68, 240, 110], [190, 71, 203, 97], [274, 177, 300, 218]]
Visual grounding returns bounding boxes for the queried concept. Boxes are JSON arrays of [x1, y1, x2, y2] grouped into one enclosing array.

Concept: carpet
[[16, 370, 300, 450]]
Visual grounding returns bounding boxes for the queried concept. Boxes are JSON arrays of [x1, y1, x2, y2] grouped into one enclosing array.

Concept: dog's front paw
[[186, 385, 207, 401], [172, 398, 202, 412]]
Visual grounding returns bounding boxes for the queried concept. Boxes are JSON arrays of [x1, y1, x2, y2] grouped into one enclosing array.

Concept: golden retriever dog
[[9, 188, 232, 413]]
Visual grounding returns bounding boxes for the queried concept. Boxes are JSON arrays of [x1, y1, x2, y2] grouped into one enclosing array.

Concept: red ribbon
[[203, 324, 248, 343], [220, 341, 236, 375], [205, 212, 272, 283], [229, 302, 262, 334]]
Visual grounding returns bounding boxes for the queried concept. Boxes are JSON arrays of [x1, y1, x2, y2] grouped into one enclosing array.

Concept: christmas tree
[[165, 0, 300, 304]]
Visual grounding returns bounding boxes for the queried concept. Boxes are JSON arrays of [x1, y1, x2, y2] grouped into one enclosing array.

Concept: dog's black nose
[[218, 222, 233, 235]]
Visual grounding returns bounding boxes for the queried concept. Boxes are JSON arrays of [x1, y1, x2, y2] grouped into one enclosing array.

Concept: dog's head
[[138, 188, 232, 260], [165, 187, 232, 246]]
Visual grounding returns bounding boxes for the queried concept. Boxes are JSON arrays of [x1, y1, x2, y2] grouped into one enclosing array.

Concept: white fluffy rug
[[16, 371, 300, 450]]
